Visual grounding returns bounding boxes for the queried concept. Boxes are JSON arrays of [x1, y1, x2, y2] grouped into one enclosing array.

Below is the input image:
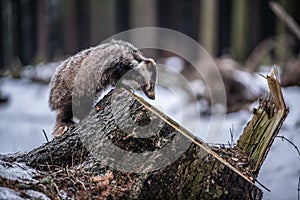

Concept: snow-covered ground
[[0, 78, 54, 153], [0, 69, 299, 199]]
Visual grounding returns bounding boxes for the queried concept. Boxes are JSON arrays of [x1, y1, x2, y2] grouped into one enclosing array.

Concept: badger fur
[[49, 39, 157, 137]]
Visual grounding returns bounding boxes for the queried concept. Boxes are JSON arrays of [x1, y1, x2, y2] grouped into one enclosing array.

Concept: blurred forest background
[[0, 0, 300, 70]]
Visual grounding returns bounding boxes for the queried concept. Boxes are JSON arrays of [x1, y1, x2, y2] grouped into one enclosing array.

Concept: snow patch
[[22, 62, 61, 83], [232, 69, 268, 98], [0, 78, 55, 153], [0, 187, 23, 200], [25, 190, 50, 200], [0, 160, 38, 183], [163, 56, 185, 73]]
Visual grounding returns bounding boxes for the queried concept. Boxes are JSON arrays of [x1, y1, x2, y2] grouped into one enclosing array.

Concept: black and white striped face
[[121, 55, 157, 100], [135, 57, 157, 99]]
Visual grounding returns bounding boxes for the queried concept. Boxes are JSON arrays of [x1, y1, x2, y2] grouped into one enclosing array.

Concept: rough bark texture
[[0, 88, 264, 199]]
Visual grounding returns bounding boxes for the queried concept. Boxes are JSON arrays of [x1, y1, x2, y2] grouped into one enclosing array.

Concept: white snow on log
[[0, 160, 38, 183], [0, 187, 50, 200], [0, 159, 52, 200], [25, 190, 50, 200], [0, 187, 23, 200]]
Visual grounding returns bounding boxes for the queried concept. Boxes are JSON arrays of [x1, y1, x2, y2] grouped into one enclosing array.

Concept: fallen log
[[0, 69, 288, 199]]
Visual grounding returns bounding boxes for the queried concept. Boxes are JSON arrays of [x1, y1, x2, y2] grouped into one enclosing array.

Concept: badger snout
[[132, 56, 157, 100], [142, 83, 155, 100], [146, 90, 155, 100]]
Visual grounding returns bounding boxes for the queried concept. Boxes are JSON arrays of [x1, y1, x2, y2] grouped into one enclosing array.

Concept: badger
[[49, 39, 157, 137]]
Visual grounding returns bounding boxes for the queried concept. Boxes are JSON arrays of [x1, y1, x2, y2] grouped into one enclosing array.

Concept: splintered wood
[[237, 68, 289, 176]]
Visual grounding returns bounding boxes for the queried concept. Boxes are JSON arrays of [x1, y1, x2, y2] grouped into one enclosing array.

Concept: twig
[[255, 179, 271, 192], [258, 73, 267, 79], [229, 125, 234, 148], [65, 166, 70, 177], [269, 1, 300, 41], [43, 129, 49, 143], [46, 162, 51, 172], [276, 135, 300, 157], [43, 129, 53, 165], [76, 178, 87, 191]]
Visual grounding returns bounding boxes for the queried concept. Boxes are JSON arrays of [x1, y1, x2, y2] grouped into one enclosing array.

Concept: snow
[[232, 69, 269, 98], [0, 187, 23, 200], [190, 79, 207, 97], [0, 78, 55, 154], [22, 62, 60, 83], [163, 56, 185, 73], [0, 63, 299, 199], [0, 159, 51, 200], [25, 190, 50, 200], [0, 160, 38, 183], [0, 187, 50, 200]]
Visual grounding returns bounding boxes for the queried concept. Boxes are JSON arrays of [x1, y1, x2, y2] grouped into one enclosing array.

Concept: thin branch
[[230, 125, 234, 147], [43, 129, 49, 143], [269, 1, 300, 41], [276, 135, 300, 157], [255, 179, 271, 192], [43, 129, 53, 165], [258, 73, 267, 79]]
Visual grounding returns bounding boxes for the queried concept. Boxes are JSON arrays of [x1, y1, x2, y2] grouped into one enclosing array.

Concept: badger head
[[120, 54, 157, 100]]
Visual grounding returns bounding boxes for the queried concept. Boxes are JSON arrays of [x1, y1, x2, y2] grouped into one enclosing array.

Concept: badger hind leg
[[53, 106, 74, 137]]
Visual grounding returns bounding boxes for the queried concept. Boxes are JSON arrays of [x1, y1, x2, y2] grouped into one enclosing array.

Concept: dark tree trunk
[[63, 0, 78, 55], [36, 0, 48, 62]]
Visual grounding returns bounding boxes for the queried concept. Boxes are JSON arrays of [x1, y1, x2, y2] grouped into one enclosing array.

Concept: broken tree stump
[[237, 69, 289, 175], [0, 69, 288, 199]]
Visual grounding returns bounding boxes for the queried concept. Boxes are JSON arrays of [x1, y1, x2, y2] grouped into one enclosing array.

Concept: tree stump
[[0, 69, 288, 199]]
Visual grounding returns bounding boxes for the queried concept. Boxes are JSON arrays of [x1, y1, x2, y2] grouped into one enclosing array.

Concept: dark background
[[0, 0, 300, 69]]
